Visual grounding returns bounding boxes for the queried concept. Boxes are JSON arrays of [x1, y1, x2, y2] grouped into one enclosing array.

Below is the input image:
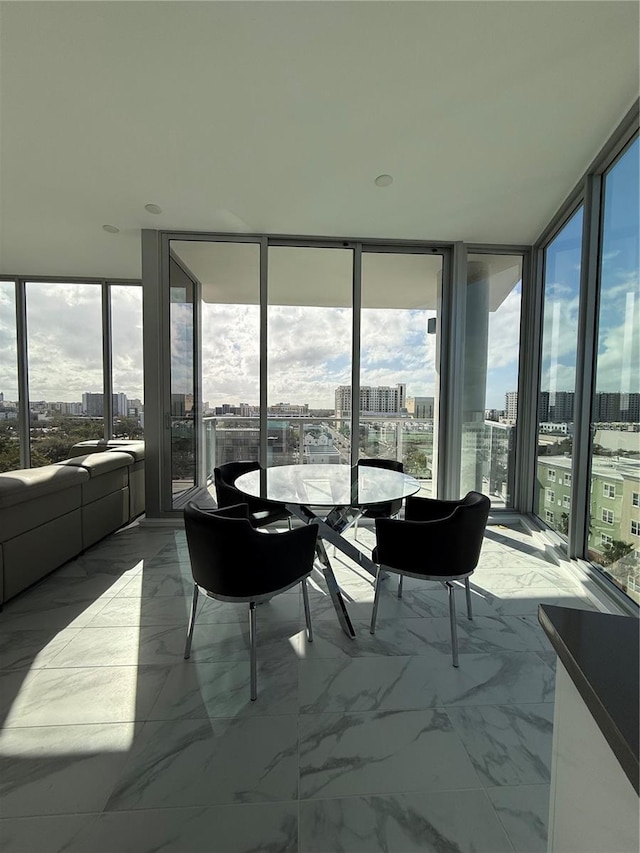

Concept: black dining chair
[[214, 460, 292, 529], [370, 491, 490, 666], [183, 501, 318, 700], [353, 458, 404, 542]]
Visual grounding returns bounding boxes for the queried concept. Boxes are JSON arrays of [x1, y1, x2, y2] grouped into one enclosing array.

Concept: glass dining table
[[234, 463, 421, 638]]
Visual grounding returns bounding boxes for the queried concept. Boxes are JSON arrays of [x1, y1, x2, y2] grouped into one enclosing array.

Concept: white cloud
[[111, 286, 143, 399], [0, 282, 145, 404], [199, 303, 442, 407], [487, 288, 521, 371], [540, 362, 578, 394], [0, 285, 19, 398], [540, 291, 580, 367], [595, 289, 640, 393], [26, 283, 103, 400]]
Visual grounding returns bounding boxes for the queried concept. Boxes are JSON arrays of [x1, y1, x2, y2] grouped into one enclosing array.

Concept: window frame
[[0, 276, 142, 469], [528, 103, 639, 614]]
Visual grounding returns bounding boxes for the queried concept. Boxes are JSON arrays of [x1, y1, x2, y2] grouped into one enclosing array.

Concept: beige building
[[406, 396, 434, 419]]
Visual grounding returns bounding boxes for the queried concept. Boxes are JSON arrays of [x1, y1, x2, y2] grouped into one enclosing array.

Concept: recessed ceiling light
[[102, 224, 120, 234], [144, 203, 162, 214], [374, 174, 393, 187]]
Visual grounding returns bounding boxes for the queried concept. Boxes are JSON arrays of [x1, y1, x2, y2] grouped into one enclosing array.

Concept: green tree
[[601, 540, 635, 566], [113, 417, 144, 439], [0, 433, 20, 473], [36, 435, 77, 464], [404, 446, 428, 475]]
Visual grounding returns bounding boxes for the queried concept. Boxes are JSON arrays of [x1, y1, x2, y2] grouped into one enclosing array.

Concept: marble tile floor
[[0, 519, 604, 853]]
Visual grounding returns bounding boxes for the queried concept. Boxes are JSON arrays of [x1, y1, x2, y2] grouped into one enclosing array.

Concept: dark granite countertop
[[538, 604, 639, 796]]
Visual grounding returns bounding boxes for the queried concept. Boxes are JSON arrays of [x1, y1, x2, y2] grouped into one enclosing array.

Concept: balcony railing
[[202, 415, 435, 492], [203, 414, 520, 507]]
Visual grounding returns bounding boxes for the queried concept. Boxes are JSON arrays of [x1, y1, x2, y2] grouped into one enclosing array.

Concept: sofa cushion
[[109, 443, 145, 462], [58, 451, 132, 476], [0, 465, 88, 509], [70, 440, 145, 461], [57, 451, 132, 504]]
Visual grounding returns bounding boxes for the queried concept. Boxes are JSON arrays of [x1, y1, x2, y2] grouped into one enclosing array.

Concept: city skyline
[[1, 262, 636, 411]]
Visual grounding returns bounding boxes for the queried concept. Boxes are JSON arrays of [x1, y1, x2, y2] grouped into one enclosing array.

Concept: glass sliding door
[[168, 256, 198, 503], [170, 240, 261, 484], [534, 208, 583, 536], [267, 245, 352, 466], [180, 241, 261, 475], [360, 251, 442, 494], [588, 136, 639, 600], [25, 281, 104, 466], [461, 254, 523, 506]]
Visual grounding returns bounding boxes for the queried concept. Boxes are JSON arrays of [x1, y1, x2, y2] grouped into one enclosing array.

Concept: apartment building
[[335, 384, 406, 420]]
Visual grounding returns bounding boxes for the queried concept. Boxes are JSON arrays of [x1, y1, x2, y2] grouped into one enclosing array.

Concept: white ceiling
[[1, 1, 638, 280]]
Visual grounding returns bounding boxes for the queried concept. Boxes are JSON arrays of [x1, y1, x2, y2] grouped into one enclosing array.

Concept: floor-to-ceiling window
[[588, 136, 639, 599], [110, 284, 144, 440], [535, 208, 584, 535], [461, 253, 523, 507], [156, 238, 449, 495], [0, 281, 19, 472], [360, 250, 441, 494], [191, 240, 261, 475], [168, 258, 198, 502], [25, 282, 104, 466], [0, 279, 144, 472], [267, 245, 353, 466]]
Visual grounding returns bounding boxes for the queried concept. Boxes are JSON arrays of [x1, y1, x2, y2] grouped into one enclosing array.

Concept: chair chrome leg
[[302, 579, 313, 642], [397, 574, 404, 599], [447, 582, 459, 667], [249, 601, 257, 701], [370, 566, 382, 634], [465, 577, 473, 620], [184, 584, 199, 659], [353, 515, 359, 543], [287, 517, 293, 530]]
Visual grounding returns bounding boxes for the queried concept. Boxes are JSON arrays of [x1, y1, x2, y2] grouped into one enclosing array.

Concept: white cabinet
[[547, 661, 639, 853]]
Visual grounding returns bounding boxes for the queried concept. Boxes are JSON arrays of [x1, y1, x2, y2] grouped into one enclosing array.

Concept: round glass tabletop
[[234, 463, 420, 508]]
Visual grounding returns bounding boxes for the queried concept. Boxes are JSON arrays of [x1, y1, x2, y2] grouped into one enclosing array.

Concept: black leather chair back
[[184, 501, 317, 599], [357, 457, 404, 518], [214, 460, 259, 508], [375, 490, 490, 576], [214, 460, 289, 521]]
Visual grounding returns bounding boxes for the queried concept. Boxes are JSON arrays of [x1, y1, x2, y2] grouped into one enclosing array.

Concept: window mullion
[[15, 279, 30, 468], [102, 282, 113, 439], [569, 173, 603, 559]]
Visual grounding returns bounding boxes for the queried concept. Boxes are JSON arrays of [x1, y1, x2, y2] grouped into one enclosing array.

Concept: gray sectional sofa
[[0, 440, 145, 606], [68, 439, 145, 519]]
